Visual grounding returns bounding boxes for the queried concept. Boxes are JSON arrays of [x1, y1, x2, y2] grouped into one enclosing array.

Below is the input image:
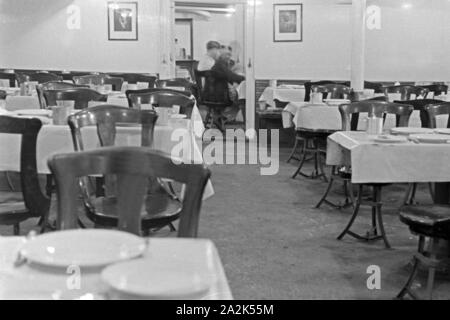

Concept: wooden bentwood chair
[[0, 116, 50, 234], [48, 147, 211, 237], [396, 104, 450, 299], [67, 105, 185, 235], [126, 88, 195, 117], [316, 100, 414, 249], [43, 88, 107, 109]]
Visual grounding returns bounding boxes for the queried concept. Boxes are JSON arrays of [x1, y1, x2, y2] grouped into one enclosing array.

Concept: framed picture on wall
[[108, 2, 138, 41], [274, 3, 303, 42]]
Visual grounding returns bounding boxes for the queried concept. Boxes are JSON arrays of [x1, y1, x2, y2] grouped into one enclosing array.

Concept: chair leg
[[403, 184, 413, 205], [374, 186, 390, 249], [13, 223, 20, 235], [396, 236, 425, 300], [292, 140, 309, 179], [425, 238, 439, 300], [169, 223, 176, 232], [317, 150, 328, 182], [5, 172, 16, 191], [287, 138, 300, 163], [346, 181, 356, 209], [409, 183, 418, 204], [315, 176, 335, 209], [428, 183, 435, 203], [337, 185, 363, 240]]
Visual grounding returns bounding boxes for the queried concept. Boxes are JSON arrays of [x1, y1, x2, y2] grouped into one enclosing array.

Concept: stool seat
[[399, 205, 450, 239]]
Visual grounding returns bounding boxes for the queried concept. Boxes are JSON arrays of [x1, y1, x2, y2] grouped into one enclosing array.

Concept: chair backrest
[[43, 88, 107, 109], [311, 84, 352, 99], [73, 74, 104, 86], [304, 81, 340, 102], [126, 88, 195, 114], [103, 76, 124, 91], [363, 81, 384, 93], [0, 72, 17, 87], [37, 82, 89, 109], [111, 73, 157, 87], [424, 102, 450, 129], [194, 70, 231, 105], [395, 99, 444, 128], [421, 84, 448, 97], [73, 74, 124, 91], [67, 105, 158, 151], [16, 72, 62, 85], [0, 116, 50, 217], [338, 100, 414, 131], [382, 85, 429, 101], [48, 146, 210, 237], [156, 78, 193, 93]]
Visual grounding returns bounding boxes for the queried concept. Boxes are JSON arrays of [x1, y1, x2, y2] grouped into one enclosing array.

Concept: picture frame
[[108, 2, 138, 41], [273, 3, 303, 42]]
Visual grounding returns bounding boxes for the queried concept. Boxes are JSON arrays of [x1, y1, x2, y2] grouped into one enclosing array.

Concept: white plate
[[324, 99, 350, 105], [373, 135, 408, 144], [409, 134, 450, 144], [101, 259, 211, 299], [390, 127, 434, 135], [435, 128, 450, 135], [14, 109, 52, 117], [20, 230, 146, 268], [170, 114, 187, 119]]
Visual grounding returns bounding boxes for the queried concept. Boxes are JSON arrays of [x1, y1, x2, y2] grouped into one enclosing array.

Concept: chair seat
[[399, 205, 450, 239], [0, 192, 32, 225], [85, 192, 182, 230]]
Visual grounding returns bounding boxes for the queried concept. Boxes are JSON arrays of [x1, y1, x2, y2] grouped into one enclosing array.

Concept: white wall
[[365, 0, 450, 82], [254, 0, 352, 80], [0, 0, 161, 73], [254, 0, 450, 82]]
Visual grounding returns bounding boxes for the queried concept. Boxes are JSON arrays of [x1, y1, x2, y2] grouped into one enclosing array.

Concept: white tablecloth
[[327, 131, 450, 184], [0, 236, 232, 300], [283, 102, 421, 131], [106, 95, 205, 138], [258, 86, 305, 108], [0, 119, 214, 199], [5, 96, 40, 111]]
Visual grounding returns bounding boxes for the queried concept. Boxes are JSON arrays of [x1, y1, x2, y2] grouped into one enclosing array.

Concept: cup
[[311, 92, 323, 104], [155, 107, 169, 126], [121, 81, 129, 93], [57, 100, 75, 109], [141, 104, 153, 110], [52, 105, 73, 125], [172, 105, 181, 114], [259, 101, 267, 111], [366, 117, 383, 135], [137, 82, 149, 90]]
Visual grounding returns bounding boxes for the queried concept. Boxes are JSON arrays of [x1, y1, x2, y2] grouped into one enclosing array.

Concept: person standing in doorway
[[197, 41, 221, 71]]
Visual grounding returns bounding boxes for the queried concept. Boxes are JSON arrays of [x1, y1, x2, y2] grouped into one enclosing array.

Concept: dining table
[[327, 130, 450, 185], [259, 85, 306, 109], [0, 236, 233, 300], [0, 110, 214, 199]]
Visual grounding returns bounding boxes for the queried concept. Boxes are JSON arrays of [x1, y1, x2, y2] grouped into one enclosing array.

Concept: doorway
[[172, 1, 254, 131]]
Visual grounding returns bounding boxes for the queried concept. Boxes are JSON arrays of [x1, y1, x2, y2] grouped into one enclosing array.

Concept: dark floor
[[1, 144, 450, 300]]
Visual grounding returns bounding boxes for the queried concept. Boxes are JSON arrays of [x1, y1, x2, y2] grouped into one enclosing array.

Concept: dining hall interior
[[0, 0, 450, 301]]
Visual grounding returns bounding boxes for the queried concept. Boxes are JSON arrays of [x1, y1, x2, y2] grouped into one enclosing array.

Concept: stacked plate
[[390, 127, 434, 135], [409, 134, 450, 144], [323, 99, 350, 106], [101, 259, 211, 300], [373, 134, 408, 144], [13, 109, 53, 125]]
